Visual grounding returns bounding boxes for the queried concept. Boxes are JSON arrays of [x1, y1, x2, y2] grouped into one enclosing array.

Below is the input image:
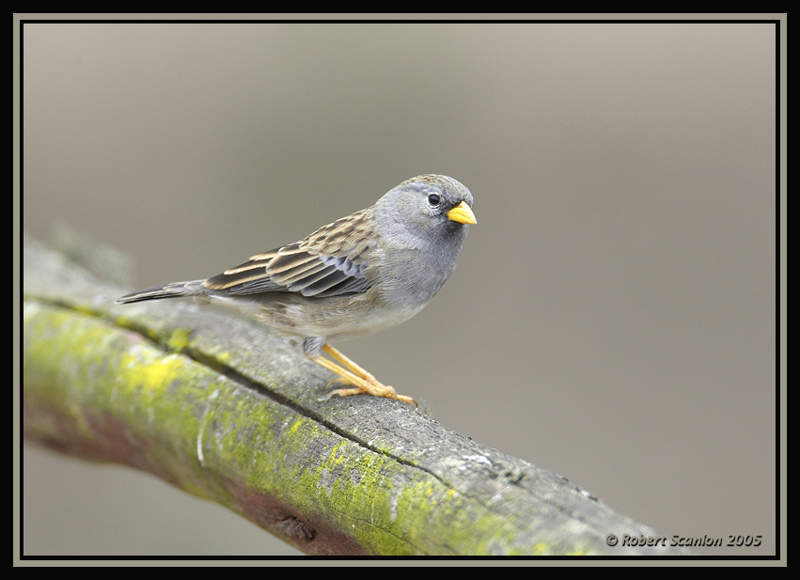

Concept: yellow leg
[[309, 344, 417, 406]]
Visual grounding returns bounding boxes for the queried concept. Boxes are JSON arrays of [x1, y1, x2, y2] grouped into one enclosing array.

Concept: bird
[[115, 174, 476, 406]]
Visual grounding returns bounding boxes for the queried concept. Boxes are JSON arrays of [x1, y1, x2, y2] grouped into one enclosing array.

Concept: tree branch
[[22, 235, 689, 556]]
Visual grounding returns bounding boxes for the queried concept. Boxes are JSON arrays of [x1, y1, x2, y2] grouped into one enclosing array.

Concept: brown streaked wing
[[202, 208, 375, 297], [202, 250, 282, 294]]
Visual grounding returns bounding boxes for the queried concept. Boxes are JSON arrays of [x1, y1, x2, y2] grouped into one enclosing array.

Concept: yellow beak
[[447, 201, 477, 225]]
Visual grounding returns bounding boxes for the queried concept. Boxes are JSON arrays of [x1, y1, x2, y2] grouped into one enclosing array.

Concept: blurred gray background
[[20, 19, 779, 557]]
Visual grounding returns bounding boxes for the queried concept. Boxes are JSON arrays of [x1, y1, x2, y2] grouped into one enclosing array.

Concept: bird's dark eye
[[427, 194, 441, 206]]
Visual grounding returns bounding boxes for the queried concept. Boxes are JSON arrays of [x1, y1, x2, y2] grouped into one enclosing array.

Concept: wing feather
[[202, 207, 375, 298]]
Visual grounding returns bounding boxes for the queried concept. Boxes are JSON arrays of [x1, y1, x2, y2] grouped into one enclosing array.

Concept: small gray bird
[[116, 174, 476, 406]]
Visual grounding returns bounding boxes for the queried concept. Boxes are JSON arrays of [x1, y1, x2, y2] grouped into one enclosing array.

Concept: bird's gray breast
[[375, 226, 468, 311]]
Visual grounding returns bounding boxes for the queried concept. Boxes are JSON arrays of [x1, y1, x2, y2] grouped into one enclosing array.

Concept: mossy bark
[[22, 236, 689, 556]]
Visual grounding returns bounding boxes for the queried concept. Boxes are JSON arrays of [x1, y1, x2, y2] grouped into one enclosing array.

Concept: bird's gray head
[[370, 175, 476, 306], [376, 174, 476, 246]]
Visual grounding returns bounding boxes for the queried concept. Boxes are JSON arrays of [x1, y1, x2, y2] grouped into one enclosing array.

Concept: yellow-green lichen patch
[[532, 541, 549, 554], [287, 418, 304, 436], [119, 349, 187, 396], [165, 327, 192, 352], [215, 350, 232, 363], [379, 473, 544, 555]]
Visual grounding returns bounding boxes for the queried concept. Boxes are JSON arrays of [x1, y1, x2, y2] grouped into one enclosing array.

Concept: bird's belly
[[253, 294, 427, 343]]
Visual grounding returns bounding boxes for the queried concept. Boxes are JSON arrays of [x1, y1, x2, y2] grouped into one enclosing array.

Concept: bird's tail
[[115, 280, 206, 304]]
